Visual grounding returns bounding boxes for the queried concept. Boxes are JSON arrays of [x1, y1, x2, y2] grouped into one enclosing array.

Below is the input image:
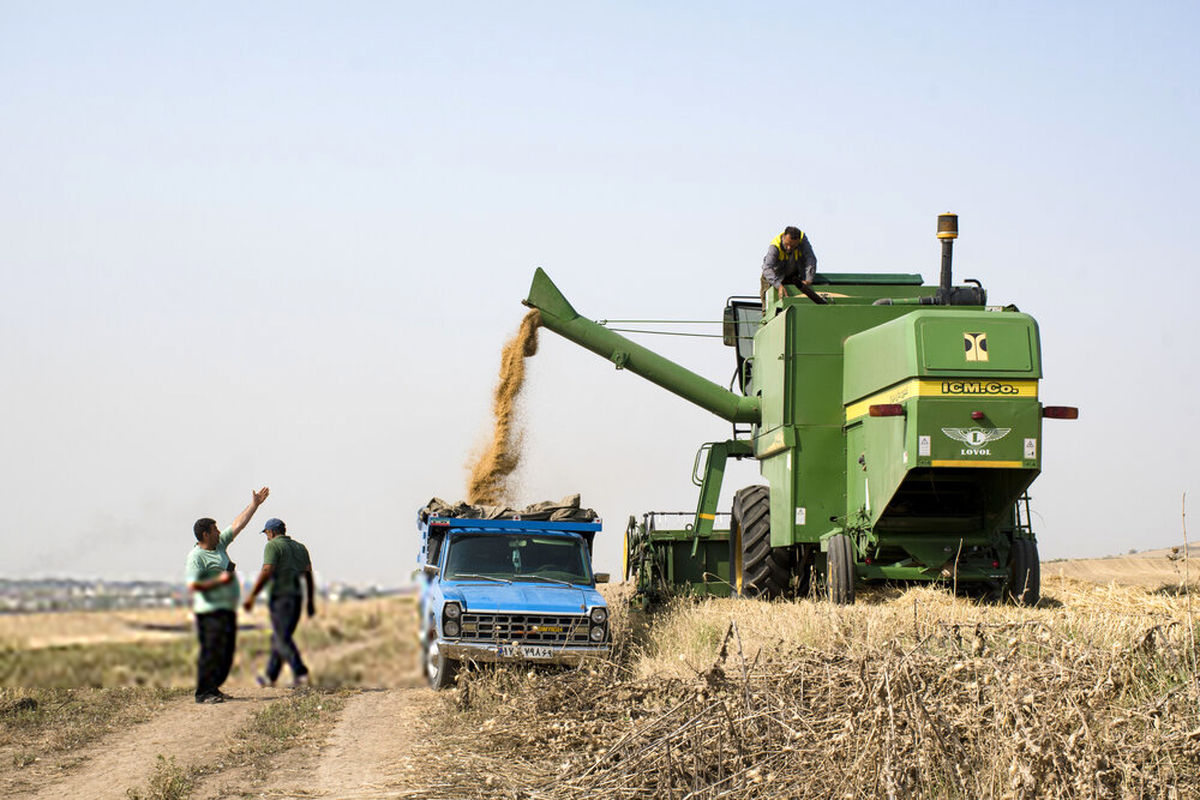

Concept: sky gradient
[[3, 2, 1198, 584]]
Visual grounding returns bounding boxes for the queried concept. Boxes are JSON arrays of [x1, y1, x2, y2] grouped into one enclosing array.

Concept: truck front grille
[[459, 612, 591, 645]]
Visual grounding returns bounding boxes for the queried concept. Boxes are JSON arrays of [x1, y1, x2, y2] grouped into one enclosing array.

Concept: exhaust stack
[[937, 212, 958, 297]]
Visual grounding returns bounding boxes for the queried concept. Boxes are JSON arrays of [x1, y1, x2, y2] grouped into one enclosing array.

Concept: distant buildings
[[0, 578, 411, 614]]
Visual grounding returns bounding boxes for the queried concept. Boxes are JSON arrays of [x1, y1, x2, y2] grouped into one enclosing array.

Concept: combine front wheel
[[827, 533, 856, 605], [1007, 539, 1041, 606], [731, 486, 791, 598]]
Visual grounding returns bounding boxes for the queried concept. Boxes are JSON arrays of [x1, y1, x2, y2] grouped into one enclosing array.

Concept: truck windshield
[[443, 533, 590, 584]]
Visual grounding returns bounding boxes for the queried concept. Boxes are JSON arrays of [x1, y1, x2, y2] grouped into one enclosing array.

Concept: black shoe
[[214, 689, 233, 700], [196, 693, 225, 704]]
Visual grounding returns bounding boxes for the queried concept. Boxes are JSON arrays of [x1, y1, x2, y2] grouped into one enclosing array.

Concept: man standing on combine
[[186, 486, 270, 704], [761, 225, 818, 302], [243, 517, 315, 687]]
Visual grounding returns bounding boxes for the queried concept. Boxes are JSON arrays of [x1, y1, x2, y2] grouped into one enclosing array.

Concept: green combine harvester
[[523, 215, 1076, 605]]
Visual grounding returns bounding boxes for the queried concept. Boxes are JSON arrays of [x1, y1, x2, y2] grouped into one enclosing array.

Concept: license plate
[[499, 644, 555, 660]]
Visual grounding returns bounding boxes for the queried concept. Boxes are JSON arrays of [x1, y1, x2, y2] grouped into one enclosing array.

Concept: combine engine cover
[[843, 310, 1042, 582]]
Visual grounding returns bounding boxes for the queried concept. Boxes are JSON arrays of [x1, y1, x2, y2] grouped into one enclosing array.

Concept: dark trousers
[[195, 609, 237, 699], [266, 594, 308, 682]]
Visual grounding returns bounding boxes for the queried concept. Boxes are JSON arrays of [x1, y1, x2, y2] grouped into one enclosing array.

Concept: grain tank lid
[[418, 494, 599, 524], [815, 273, 924, 286]]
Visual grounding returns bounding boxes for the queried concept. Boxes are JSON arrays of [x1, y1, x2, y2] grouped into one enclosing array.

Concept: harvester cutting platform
[[523, 215, 1076, 605]]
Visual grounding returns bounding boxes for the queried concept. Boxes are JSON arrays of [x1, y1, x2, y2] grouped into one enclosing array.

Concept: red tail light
[[869, 404, 905, 417], [1042, 406, 1079, 419]]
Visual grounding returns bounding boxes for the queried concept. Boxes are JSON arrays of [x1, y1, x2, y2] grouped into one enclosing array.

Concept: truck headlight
[[444, 602, 462, 620], [444, 619, 461, 638], [590, 625, 606, 642], [589, 607, 608, 625]]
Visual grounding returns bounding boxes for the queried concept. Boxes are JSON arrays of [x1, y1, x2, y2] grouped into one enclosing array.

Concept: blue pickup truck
[[417, 513, 611, 689]]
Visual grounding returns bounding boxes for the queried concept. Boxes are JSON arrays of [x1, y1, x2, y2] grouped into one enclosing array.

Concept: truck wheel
[[1007, 539, 1041, 606], [731, 486, 791, 598], [827, 533, 856, 605], [424, 625, 459, 690]]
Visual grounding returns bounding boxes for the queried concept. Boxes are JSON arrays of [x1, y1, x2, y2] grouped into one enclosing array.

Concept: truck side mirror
[[422, 564, 440, 578], [593, 572, 610, 584]]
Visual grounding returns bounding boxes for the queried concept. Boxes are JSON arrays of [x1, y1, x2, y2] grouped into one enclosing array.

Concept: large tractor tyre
[[1007, 538, 1041, 606], [827, 533, 857, 605], [731, 485, 792, 598], [424, 623, 460, 690]]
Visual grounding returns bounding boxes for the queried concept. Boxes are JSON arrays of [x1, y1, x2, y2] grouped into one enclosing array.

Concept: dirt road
[[11, 689, 267, 800], [9, 685, 440, 800], [261, 688, 439, 800]]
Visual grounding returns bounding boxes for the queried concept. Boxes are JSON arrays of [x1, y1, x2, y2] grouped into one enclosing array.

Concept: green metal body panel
[[842, 310, 1042, 404], [525, 268, 759, 424], [626, 515, 733, 603], [691, 440, 753, 549]]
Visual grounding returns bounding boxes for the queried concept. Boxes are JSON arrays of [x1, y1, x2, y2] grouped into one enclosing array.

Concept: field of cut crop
[[3, 566, 1200, 799]]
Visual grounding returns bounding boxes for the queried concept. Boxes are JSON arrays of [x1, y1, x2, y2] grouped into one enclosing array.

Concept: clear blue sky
[[2, 2, 1197, 584]]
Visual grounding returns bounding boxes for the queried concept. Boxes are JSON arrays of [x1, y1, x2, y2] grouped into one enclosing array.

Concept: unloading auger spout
[[522, 268, 760, 425]]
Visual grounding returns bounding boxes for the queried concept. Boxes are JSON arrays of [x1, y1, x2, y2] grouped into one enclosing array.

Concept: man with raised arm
[[186, 487, 269, 704]]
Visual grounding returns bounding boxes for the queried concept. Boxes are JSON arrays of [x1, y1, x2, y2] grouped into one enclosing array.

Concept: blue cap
[[263, 518, 285, 533]]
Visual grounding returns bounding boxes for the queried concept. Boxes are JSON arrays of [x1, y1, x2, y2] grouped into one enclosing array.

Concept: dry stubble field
[[2, 553, 1200, 800]]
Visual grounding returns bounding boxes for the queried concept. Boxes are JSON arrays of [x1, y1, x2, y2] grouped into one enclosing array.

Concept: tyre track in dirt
[[259, 687, 439, 799], [10, 689, 273, 800]]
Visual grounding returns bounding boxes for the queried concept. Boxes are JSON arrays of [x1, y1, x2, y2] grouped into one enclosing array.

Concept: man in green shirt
[[243, 517, 315, 687], [186, 486, 270, 704]]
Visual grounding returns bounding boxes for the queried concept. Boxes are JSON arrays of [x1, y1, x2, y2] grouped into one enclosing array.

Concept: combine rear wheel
[[731, 486, 791, 598], [424, 622, 459, 690], [826, 533, 856, 605], [1007, 538, 1041, 606]]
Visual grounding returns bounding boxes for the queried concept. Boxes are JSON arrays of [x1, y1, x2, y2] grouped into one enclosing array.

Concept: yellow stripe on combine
[[931, 459, 1026, 469], [845, 378, 1039, 422], [698, 513, 716, 520]]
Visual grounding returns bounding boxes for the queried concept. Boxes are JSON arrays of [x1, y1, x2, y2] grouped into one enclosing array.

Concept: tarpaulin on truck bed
[[419, 494, 598, 524]]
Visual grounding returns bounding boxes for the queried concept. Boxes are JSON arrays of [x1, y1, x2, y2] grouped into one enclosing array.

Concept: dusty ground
[[0, 597, 433, 799], [0, 606, 210, 649], [3, 552, 1198, 799], [1046, 545, 1198, 587]]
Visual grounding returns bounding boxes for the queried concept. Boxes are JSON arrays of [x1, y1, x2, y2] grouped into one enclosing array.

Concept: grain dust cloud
[[466, 310, 541, 505]]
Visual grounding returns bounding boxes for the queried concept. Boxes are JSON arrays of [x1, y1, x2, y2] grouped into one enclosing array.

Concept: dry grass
[[0, 597, 411, 689], [431, 576, 1200, 799], [0, 687, 184, 773], [227, 688, 350, 780]]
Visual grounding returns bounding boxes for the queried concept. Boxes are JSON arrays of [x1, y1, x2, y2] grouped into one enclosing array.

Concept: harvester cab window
[[724, 299, 762, 395]]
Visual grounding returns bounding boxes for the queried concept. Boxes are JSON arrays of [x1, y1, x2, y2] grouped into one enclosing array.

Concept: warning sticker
[[1024, 438, 1037, 460], [918, 435, 931, 456], [795, 507, 806, 526]]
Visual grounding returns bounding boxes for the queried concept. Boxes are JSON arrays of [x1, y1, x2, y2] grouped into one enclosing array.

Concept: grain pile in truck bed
[[419, 494, 598, 523]]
